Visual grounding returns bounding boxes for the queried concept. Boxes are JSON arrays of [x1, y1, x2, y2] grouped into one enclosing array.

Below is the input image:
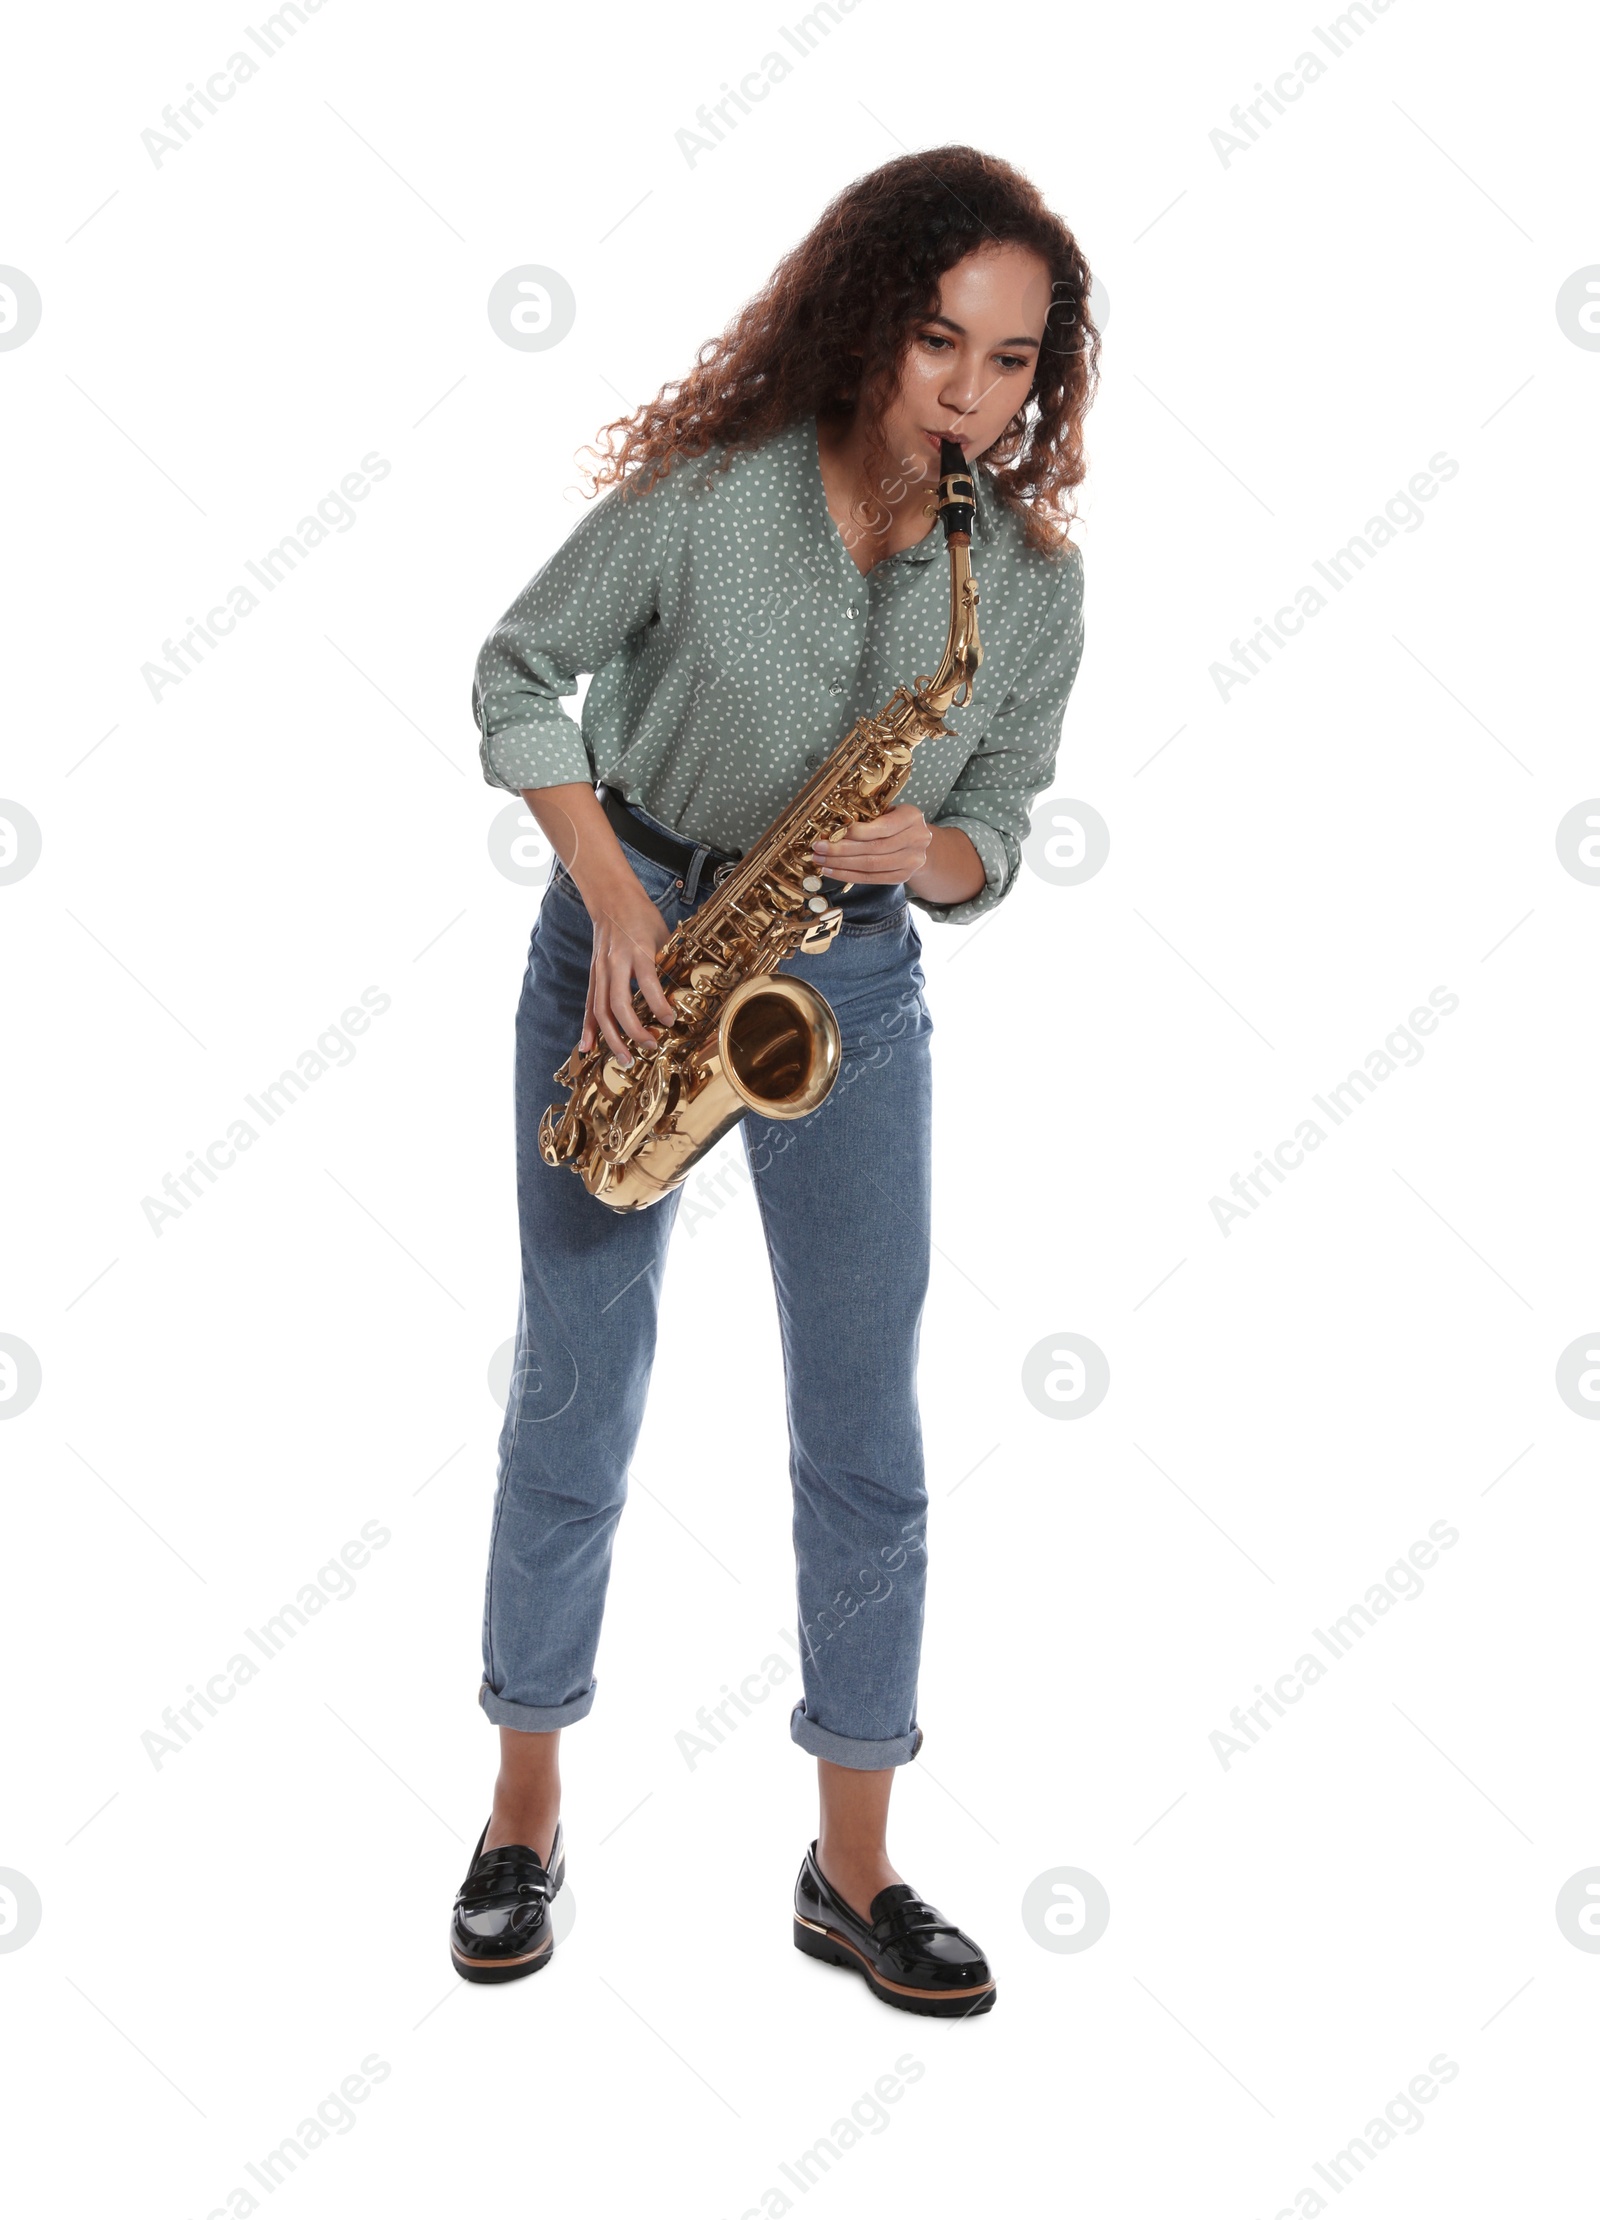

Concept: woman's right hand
[[579, 873, 679, 1066]]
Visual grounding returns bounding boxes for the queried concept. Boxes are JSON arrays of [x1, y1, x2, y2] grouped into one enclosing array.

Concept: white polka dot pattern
[[471, 415, 1086, 926]]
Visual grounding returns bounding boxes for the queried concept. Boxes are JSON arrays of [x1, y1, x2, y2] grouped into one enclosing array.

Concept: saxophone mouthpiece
[[937, 439, 976, 542]]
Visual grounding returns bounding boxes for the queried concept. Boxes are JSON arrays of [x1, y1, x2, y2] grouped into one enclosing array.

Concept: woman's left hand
[[811, 803, 932, 886]]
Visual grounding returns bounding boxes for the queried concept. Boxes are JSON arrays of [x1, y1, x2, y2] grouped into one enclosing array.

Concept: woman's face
[[881, 241, 1055, 479]]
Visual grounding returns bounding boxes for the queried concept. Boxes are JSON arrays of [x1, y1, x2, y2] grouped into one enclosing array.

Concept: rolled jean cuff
[[789, 1700, 924, 1769], [479, 1677, 596, 1733]]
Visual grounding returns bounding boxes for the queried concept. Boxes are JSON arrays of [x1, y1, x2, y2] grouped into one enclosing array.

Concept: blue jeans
[[480, 802, 935, 1768]]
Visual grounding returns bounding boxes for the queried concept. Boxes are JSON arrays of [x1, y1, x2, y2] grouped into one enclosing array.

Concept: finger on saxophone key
[[638, 964, 677, 1032]]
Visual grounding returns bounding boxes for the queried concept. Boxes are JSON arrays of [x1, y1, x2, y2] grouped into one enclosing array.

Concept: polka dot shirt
[[472, 414, 1086, 926]]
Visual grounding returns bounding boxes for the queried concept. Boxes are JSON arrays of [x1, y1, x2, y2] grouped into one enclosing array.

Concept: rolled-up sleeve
[[912, 543, 1086, 927], [472, 478, 665, 795]]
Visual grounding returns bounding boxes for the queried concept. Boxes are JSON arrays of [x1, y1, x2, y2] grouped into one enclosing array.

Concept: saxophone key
[[797, 908, 844, 954]]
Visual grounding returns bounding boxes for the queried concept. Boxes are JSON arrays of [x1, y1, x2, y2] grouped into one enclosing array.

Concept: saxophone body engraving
[[538, 441, 983, 1211]]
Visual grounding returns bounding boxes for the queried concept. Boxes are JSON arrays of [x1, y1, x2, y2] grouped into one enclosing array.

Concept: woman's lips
[[924, 429, 966, 452]]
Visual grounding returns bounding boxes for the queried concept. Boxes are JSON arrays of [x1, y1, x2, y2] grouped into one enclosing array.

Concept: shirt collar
[[796, 414, 994, 570]]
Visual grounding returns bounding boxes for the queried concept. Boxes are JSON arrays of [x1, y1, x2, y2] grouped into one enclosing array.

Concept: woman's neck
[[816, 412, 939, 576]]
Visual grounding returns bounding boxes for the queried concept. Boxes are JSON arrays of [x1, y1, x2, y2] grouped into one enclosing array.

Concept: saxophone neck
[[920, 535, 982, 720], [918, 438, 983, 721]]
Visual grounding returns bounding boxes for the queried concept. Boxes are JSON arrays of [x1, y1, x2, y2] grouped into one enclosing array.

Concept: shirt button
[[847, 603, 860, 619], [828, 677, 845, 695]]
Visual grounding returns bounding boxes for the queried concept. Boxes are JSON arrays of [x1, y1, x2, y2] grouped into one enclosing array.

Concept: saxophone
[[537, 439, 983, 1212]]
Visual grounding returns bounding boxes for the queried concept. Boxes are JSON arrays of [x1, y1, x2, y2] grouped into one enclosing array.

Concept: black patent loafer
[[450, 1819, 565, 1984], [793, 1840, 996, 2017]]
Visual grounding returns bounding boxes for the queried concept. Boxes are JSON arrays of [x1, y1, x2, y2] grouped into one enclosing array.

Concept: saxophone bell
[[718, 973, 841, 1118], [550, 972, 842, 1213]]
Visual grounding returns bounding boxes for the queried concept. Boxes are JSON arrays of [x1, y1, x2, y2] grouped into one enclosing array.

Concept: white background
[[3, 0, 1597, 2212]]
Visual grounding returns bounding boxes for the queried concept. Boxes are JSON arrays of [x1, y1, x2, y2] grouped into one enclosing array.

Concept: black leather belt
[[598, 785, 741, 880]]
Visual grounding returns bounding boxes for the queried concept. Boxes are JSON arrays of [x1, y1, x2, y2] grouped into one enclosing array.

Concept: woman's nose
[[938, 368, 985, 420]]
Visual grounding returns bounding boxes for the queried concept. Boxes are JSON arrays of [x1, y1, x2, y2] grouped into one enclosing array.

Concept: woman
[[453, 145, 1096, 2016]]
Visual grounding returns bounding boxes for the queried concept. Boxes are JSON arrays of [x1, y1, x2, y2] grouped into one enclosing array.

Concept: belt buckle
[[711, 859, 738, 887]]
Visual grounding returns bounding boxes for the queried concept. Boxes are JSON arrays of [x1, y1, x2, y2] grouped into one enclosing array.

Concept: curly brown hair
[[576, 146, 1098, 557]]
